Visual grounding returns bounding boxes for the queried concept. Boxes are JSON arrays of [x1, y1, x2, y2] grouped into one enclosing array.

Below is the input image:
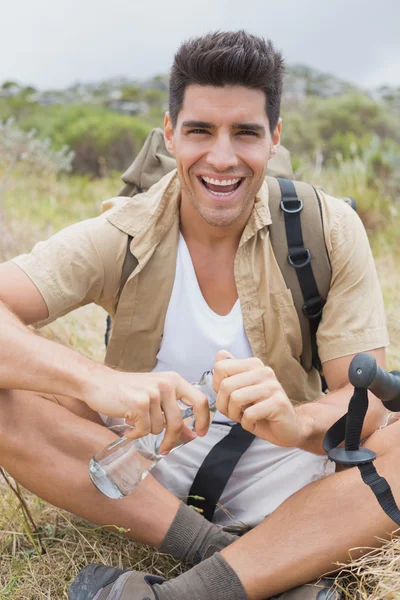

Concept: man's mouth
[[200, 176, 243, 197]]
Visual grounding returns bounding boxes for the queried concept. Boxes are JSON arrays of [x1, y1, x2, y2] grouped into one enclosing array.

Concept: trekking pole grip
[[349, 353, 400, 409]]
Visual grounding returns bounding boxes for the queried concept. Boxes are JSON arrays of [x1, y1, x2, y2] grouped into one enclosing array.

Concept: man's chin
[[197, 207, 244, 228]]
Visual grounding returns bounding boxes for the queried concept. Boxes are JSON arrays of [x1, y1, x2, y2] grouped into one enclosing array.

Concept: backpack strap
[[105, 235, 138, 347], [267, 176, 332, 373], [109, 177, 333, 375], [188, 423, 255, 523], [119, 235, 138, 294]]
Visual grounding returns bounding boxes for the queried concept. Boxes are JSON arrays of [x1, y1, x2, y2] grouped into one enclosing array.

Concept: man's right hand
[[0, 264, 210, 455], [86, 370, 210, 454]]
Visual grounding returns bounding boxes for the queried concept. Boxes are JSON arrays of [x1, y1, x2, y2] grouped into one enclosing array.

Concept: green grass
[[2, 172, 120, 253]]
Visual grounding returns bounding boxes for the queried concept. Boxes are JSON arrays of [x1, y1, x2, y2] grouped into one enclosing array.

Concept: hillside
[[1, 65, 399, 187], [1, 64, 400, 599]]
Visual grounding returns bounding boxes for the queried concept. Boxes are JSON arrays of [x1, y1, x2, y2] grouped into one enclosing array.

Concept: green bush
[[282, 92, 398, 168], [18, 105, 152, 176]]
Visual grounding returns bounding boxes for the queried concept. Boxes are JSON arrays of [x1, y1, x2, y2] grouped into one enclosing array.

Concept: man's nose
[[206, 135, 239, 172]]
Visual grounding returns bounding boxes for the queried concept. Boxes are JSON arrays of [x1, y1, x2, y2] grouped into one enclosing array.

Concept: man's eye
[[238, 130, 257, 136], [188, 129, 209, 135]]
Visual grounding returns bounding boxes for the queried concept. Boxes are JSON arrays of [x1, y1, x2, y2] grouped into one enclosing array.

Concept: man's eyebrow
[[232, 122, 266, 133], [181, 120, 266, 133], [181, 120, 216, 129]]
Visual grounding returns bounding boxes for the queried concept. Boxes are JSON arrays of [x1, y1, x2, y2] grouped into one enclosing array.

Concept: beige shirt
[[12, 171, 389, 403]]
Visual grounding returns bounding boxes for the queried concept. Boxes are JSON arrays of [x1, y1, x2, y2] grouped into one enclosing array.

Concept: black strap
[[277, 178, 325, 373], [188, 424, 255, 522], [358, 462, 400, 524], [105, 235, 137, 348], [323, 387, 400, 526], [105, 315, 112, 347]]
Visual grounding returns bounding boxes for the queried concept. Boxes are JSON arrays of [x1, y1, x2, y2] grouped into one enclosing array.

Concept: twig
[[0, 467, 45, 554]]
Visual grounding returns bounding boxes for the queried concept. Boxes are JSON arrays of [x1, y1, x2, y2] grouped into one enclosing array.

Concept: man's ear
[[269, 117, 282, 159], [164, 112, 175, 156]]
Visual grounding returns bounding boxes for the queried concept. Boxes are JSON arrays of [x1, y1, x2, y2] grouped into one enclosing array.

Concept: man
[[0, 30, 396, 600]]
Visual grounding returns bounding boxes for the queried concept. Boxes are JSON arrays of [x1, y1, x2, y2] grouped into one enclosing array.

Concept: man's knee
[[0, 388, 72, 451], [363, 415, 400, 463], [0, 388, 102, 444]]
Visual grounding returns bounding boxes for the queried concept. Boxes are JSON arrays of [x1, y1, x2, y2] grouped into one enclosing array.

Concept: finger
[[241, 399, 277, 434], [215, 349, 235, 362], [241, 395, 288, 433], [213, 356, 268, 392], [174, 377, 210, 437], [216, 367, 276, 416], [180, 424, 198, 444], [124, 400, 151, 439], [149, 401, 165, 435], [226, 382, 274, 422], [158, 387, 185, 455]]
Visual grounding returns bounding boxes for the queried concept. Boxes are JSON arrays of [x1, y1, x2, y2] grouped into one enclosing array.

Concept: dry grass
[[1, 169, 400, 598], [332, 537, 400, 599], [0, 481, 186, 599], [376, 252, 400, 371]]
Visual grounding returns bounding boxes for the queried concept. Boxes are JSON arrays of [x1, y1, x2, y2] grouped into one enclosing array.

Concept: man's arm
[[0, 263, 210, 453], [294, 348, 387, 454], [0, 262, 112, 399], [213, 349, 388, 454]]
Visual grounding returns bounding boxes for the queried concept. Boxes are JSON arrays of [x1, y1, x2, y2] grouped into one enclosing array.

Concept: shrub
[[19, 105, 152, 176]]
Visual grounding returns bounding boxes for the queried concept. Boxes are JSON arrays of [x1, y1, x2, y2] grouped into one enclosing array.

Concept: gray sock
[[154, 552, 247, 600], [159, 502, 238, 565]]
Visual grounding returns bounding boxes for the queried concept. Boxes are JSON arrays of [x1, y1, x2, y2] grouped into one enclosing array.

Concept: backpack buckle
[[302, 296, 324, 320], [288, 247, 311, 268], [280, 197, 304, 214]]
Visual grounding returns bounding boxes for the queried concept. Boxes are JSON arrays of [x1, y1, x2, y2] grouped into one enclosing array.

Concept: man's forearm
[[295, 384, 388, 455], [0, 301, 109, 401]]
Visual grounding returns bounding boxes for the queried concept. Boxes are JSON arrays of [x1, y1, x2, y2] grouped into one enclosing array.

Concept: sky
[[2, 0, 399, 91]]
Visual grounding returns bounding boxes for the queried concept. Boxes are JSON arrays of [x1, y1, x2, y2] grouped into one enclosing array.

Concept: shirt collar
[[106, 170, 272, 254], [239, 179, 272, 246]]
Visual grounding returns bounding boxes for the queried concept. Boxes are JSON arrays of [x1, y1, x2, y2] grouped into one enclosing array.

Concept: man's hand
[[213, 351, 308, 448], [86, 370, 210, 454], [0, 287, 210, 456]]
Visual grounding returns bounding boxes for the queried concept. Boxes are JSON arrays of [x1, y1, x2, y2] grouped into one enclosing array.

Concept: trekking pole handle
[[349, 353, 400, 405]]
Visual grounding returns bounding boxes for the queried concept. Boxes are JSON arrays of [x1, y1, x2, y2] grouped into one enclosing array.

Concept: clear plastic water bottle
[[89, 370, 216, 499]]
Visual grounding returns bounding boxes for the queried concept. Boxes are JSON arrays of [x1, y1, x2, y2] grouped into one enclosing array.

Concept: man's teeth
[[201, 176, 241, 186]]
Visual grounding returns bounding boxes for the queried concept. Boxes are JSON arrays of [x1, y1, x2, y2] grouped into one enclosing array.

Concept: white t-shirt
[[152, 234, 253, 423]]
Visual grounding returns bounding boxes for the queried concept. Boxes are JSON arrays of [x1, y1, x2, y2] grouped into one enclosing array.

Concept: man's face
[[164, 84, 281, 228]]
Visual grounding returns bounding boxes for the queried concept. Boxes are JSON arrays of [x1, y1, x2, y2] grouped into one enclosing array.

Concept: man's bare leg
[[221, 418, 400, 599], [0, 387, 180, 546]]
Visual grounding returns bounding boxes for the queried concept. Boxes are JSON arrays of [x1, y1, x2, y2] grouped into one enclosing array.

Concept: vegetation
[[1, 66, 399, 186], [0, 65, 400, 598]]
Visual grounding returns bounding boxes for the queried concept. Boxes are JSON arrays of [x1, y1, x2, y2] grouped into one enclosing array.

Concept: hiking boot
[[272, 578, 342, 599], [68, 564, 165, 600]]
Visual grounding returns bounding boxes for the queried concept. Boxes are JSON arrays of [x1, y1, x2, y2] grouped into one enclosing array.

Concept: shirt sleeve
[[11, 215, 126, 326], [317, 194, 389, 364]]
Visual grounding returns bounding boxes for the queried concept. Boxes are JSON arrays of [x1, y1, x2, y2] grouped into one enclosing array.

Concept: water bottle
[[89, 370, 216, 499]]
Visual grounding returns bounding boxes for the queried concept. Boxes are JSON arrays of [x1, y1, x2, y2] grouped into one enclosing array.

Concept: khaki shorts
[[150, 422, 335, 528], [100, 412, 399, 527]]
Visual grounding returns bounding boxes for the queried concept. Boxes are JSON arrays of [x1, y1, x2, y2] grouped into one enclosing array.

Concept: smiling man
[[0, 31, 397, 600], [172, 89, 273, 229]]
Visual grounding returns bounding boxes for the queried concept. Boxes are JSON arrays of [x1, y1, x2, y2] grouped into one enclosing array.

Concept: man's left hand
[[213, 350, 309, 448]]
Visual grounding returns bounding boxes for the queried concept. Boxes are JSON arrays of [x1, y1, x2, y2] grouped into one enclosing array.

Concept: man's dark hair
[[169, 31, 285, 133]]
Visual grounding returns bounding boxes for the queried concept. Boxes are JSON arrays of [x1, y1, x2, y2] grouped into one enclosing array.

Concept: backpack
[[105, 127, 356, 378]]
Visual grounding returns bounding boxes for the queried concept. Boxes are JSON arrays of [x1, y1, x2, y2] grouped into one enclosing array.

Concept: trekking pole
[[348, 353, 400, 409], [323, 353, 400, 525]]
